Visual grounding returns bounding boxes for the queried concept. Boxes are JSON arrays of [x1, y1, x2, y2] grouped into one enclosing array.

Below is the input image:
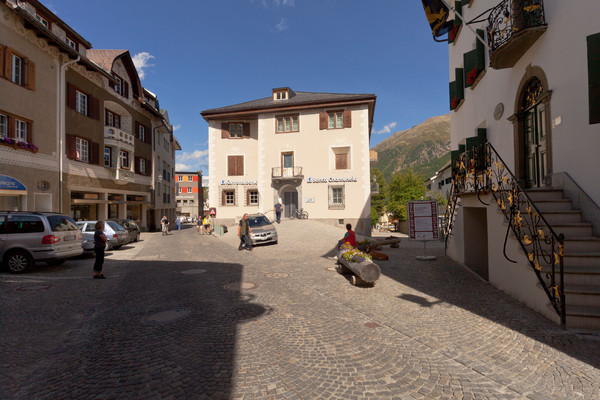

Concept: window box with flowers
[[0, 137, 38, 153], [463, 29, 486, 89], [449, 68, 464, 111]]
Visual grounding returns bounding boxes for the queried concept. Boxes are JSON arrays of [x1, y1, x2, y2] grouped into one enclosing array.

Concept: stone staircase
[[525, 188, 600, 330]]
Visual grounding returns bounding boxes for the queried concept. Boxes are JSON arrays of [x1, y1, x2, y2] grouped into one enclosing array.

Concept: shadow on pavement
[[1, 260, 272, 399]]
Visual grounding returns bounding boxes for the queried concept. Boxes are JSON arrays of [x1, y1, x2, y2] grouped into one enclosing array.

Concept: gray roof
[[201, 91, 376, 117]]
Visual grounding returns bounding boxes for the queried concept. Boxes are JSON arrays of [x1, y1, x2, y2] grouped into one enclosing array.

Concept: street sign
[[408, 200, 439, 241], [209, 207, 216, 216]]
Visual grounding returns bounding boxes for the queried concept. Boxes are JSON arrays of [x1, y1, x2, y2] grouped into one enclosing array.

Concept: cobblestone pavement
[[1, 219, 600, 399]]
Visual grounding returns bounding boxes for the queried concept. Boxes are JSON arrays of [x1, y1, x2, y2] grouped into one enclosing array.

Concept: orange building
[[175, 171, 203, 219]]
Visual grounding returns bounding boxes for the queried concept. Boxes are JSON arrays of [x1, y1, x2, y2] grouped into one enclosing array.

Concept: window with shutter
[[276, 114, 300, 133], [0, 45, 4, 79], [588, 33, 600, 124], [227, 155, 244, 176], [325, 110, 348, 129], [335, 153, 348, 170]]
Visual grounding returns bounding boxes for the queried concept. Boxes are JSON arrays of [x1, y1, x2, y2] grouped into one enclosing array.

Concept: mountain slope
[[372, 114, 450, 182]]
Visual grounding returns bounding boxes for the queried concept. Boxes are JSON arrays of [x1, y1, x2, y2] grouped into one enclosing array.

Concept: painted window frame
[[76, 91, 88, 115], [15, 119, 28, 142], [120, 150, 130, 169], [104, 146, 112, 167], [276, 114, 299, 133], [75, 137, 89, 163], [0, 113, 7, 138], [224, 189, 235, 206], [328, 184, 345, 210]]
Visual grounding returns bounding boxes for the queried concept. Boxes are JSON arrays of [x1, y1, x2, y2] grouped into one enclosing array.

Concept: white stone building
[[201, 87, 376, 236]]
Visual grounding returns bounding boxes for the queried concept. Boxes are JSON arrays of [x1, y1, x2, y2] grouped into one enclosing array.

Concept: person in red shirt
[[337, 223, 358, 250]]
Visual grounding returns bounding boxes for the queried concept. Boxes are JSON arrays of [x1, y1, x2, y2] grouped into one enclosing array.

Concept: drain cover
[[265, 272, 289, 278], [182, 269, 207, 275], [141, 308, 190, 325], [224, 281, 257, 291], [17, 284, 52, 292]]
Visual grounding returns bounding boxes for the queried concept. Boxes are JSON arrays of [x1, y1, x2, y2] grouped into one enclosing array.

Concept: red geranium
[[467, 67, 479, 85], [449, 25, 460, 42], [451, 97, 460, 110]]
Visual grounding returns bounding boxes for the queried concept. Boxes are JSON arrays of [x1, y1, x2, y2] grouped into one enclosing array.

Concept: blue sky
[[44, 0, 449, 175]]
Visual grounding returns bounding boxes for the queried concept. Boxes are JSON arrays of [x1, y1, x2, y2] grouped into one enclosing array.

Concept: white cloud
[[260, 0, 295, 7], [176, 149, 209, 173], [132, 52, 154, 80], [376, 122, 398, 135], [175, 163, 193, 171], [275, 18, 288, 32], [173, 124, 181, 131]]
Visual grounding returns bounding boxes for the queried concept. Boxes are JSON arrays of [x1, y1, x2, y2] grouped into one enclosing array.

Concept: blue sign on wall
[[0, 175, 27, 191]]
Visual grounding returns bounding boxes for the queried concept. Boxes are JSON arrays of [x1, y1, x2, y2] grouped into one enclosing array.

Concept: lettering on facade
[[306, 177, 358, 183], [220, 179, 258, 185]]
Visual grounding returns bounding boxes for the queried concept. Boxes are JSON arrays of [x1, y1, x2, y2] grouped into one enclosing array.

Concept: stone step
[[563, 252, 600, 267], [563, 284, 600, 307], [521, 199, 573, 212], [566, 305, 600, 329], [541, 265, 600, 286], [550, 223, 593, 238], [539, 211, 582, 225], [524, 189, 564, 201], [563, 237, 600, 252]]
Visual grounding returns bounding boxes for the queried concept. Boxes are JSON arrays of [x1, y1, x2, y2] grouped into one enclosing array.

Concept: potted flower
[[449, 24, 460, 43], [450, 96, 460, 110], [467, 67, 479, 85]]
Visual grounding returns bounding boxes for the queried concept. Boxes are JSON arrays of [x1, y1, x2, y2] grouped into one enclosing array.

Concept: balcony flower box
[[449, 67, 464, 111], [0, 137, 38, 153]]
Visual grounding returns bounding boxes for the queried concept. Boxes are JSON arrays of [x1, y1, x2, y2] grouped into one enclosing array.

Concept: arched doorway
[[511, 67, 552, 188]]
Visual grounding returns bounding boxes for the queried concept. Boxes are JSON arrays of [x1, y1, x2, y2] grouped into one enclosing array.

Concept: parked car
[[76, 220, 129, 251], [115, 219, 140, 243], [0, 212, 83, 273], [247, 213, 278, 246]]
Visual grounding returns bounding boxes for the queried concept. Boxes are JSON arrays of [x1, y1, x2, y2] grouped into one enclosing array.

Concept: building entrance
[[283, 190, 298, 218]]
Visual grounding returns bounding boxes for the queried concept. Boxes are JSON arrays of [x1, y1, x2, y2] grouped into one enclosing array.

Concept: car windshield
[[248, 215, 272, 227], [107, 221, 126, 231], [48, 215, 80, 231]]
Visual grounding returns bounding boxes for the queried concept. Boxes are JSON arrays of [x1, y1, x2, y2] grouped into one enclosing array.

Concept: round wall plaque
[[494, 103, 504, 120]]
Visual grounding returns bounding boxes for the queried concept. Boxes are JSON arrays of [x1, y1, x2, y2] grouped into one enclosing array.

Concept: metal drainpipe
[[58, 55, 80, 214]]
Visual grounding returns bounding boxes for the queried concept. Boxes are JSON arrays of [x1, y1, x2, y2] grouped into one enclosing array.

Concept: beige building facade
[[202, 87, 376, 236]]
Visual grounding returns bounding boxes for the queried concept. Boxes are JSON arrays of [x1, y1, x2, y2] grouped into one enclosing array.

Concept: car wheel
[[46, 259, 66, 267], [134, 232, 140, 242], [112, 245, 122, 250], [5, 250, 33, 273]]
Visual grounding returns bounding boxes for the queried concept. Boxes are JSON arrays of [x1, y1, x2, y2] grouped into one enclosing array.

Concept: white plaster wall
[[450, 0, 600, 204]]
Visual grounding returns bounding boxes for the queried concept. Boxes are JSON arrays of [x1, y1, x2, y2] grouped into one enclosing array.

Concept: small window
[[227, 155, 244, 176], [183, 200, 188, 205], [328, 111, 344, 129], [178, 187, 182, 193], [328, 185, 345, 210], [11, 54, 23, 86], [66, 37, 77, 50], [76, 91, 87, 115], [224, 190, 235, 205], [0, 114, 7, 138], [276, 115, 299, 133], [35, 14, 49, 28], [114, 76, 122, 95], [229, 123, 243, 138], [106, 110, 120, 128], [120, 150, 129, 169], [140, 158, 146, 174], [75, 137, 89, 162], [248, 190, 259, 205], [139, 124, 145, 142], [332, 147, 350, 170], [104, 147, 112, 167], [178, 175, 183, 182], [15, 119, 28, 142]]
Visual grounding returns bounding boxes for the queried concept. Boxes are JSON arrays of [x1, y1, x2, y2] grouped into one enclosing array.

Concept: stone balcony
[[104, 126, 135, 151]]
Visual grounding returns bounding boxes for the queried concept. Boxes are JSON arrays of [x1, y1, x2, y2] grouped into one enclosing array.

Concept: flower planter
[[336, 253, 381, 286]]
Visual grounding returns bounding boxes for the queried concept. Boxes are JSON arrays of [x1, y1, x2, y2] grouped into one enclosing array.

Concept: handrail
[[272, 166, 303, 178], [446, 141, 565, 326]]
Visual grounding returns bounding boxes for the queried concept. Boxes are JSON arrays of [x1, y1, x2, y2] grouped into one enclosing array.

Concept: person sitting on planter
[[337, 223, 358, 250]]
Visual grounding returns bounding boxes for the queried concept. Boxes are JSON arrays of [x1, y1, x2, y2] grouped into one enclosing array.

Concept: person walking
[[274, 200, 282, 224], [176, 217, 181, 230], [204, 215, 211, 235], [160, 215, 170, 235], [197, 216, 203, 234], [237, 213, 253, 251], [93, 221, 108, 279]]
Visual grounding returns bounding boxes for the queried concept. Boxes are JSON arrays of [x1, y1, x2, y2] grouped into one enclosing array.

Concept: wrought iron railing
[[272, 166, 303, 178], [487, 0, 547, 52], [445, 141, 565, 326]]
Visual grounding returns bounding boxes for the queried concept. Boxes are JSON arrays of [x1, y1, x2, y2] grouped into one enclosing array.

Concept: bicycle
[[290, 208, 309, 219]]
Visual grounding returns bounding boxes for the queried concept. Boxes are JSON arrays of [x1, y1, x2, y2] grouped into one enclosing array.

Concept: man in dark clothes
[[238, 213, 253, 251], [273, 201, 283, 223]]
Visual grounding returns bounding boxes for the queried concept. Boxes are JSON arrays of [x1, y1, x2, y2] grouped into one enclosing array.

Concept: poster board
[[408, 200, 439, 241]]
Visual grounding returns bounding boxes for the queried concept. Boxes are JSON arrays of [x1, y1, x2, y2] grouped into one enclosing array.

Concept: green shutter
[[454, 1, 463, 26], [477, 128, 487, 142], [588, 33, 600, 124], [458, 144, 466, 153], [455, 68, 464, 99], [463, 34, 486, 88]]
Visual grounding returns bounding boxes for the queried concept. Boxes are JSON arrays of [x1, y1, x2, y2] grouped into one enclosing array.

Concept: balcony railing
[[487, 0, 547, 69], [104, 126, 135, 149], [272, 166, 303, 180]]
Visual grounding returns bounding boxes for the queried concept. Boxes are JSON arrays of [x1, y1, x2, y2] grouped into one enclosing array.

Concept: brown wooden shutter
[[243, 122, 250, 138], [221, 123, 229, 139], [221, 190, 226, 206], [124, 81, 129, 99], [89, 141, 99, 164], [246, 190, 250, 206], [227, 156, 234, 176], [135, 121, 140, 138], [26, 59, 35, 90], [104, 110, 109, 125], [67, 83, 76, 109], [343, 110, 352, 128], [588, 33, 600, 124], [134, 156, 140, 173], [4, 47, 12, 78], [0, 45, 4, 78], [319, 112, 327, 130], [66, 134, 76, 159], [145, 159, 152, 176], [27, 121, 33, 143], [237, 156, 244, 176], [91, 96, 99, 120]]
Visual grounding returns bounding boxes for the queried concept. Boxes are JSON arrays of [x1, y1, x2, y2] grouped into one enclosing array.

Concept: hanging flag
[[421, 0, 453, 39]]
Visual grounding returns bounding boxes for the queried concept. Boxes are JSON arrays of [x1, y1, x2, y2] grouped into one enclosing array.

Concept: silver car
[[0, 212, 83, 273], [247, 213, 278, 246], [77, 220, 129, 251]]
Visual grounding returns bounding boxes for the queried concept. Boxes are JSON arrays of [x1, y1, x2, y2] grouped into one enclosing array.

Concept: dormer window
[[272, 87, 294, 101], [35, 14, 49, 28], [112, 73, 129, 98], [66, 37, 77, 50]]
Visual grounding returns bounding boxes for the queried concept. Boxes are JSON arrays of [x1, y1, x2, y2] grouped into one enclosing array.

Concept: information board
[[408, 200, 439, 241]]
